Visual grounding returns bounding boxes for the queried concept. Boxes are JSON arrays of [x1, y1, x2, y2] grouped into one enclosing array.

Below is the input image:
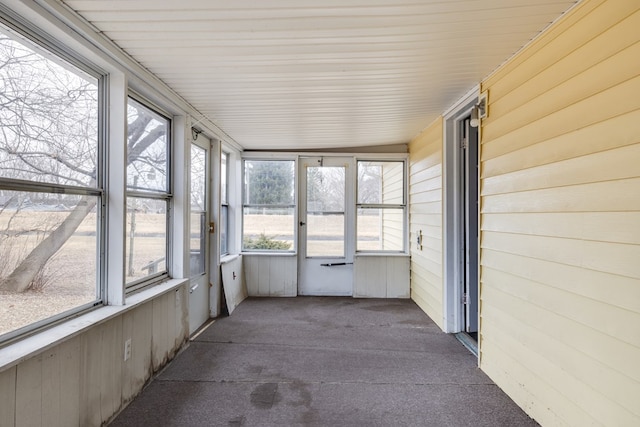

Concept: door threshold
[[455, 332, 478, 358]]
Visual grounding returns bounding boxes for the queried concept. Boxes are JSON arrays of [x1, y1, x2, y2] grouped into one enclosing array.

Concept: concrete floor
[[110, 297, 538, 426]]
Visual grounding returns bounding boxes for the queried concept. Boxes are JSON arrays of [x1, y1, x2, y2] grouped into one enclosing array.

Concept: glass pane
[[358, 161, 404, 205], [190, 212, 205, 276], [127, 98, 169, 193], [0, 30, 98, 187], [244, 160, 294, 205], [220, 205, 228, 255], [221, 152, 228, 205], [126, 197, 167, 284], [306, 165, 345, 257], [243, 207, 293, 251], [307, 166, 345, 212], [357, 208, 404, 251], [306, 213, 344, 257], [190, 145, 206, 211], [0, 191, 98, 338]]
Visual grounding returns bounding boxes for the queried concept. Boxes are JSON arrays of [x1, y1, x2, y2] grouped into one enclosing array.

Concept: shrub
[[243, 233, 291, 250]]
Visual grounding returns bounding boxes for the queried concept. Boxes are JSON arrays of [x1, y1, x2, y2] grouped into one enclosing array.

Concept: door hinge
[[462, 293, 468, 305], [462, 138, 468, 149]]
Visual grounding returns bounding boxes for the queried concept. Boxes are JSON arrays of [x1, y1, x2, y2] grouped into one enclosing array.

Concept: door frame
[[298, 156, 355, 296], [443, 87, 481, 337], [187, 134, 212, 335]]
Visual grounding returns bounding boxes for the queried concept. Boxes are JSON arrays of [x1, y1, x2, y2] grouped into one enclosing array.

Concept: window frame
[[355, 159, 408, 254], [0, 16, 107, 345], [241, 157, 297, 253], [220, 151, 229, 257], [124, 95, 173, 292]]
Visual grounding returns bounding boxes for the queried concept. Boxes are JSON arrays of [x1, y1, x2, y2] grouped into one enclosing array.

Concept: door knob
[[299, 221, 306, 226]]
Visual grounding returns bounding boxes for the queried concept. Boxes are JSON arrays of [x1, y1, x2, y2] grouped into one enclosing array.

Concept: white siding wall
[[479, 1, 640, 425], [408, 118, 444, 329], [0, 285, 189, 427], [354, 255, 410, 298], [244, 255, 297, 297]]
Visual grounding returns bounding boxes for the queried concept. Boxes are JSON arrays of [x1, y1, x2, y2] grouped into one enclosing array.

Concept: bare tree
[[0, 33, 166, 292]]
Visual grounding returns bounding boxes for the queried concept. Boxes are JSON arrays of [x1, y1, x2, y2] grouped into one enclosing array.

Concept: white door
[[188, 139, 210, 334], [298, 157, 353, 296]]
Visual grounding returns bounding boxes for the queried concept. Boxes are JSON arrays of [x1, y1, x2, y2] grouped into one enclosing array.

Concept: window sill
[[355, 252, 410, 257], [0, 278, 188, 373], [220, 254, 241, 264], [241, 252, 297, 257]]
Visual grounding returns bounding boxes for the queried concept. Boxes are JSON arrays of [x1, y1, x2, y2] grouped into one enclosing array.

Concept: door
[[461, 118, 479, 334], [298, 157, 353, 295], [188, 138, 210, 334]]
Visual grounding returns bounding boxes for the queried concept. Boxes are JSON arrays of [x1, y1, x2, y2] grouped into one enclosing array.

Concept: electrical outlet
[[124, 338, 132, 361]]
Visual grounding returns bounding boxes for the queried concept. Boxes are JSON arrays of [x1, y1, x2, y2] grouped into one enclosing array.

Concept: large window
[[242, 160, 295, 252], [0, 24, 102, 341], [357, 160, 406, 252], [125, 98, 171, 288]]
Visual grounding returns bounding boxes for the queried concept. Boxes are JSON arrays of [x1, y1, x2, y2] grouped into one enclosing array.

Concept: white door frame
[[442, 87, 480, 334], [188, 134, 211, 334], [298, 156, 355, 296]]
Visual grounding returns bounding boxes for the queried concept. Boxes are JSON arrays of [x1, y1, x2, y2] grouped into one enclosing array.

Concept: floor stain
[[250, 382, 281, 409]]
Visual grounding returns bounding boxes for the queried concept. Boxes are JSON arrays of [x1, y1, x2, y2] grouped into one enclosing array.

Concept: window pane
[[306, 213, 344, 257], [243, 207, 293, 251], [0, 30, 99, 186], [357, 161, 404, 205], [221, 152, 228, 205], [126, 198, 167, 284], [220, 204, 228, 255], [127, 98, 169, 193], [190, 145, 206, 211], [244, 160, 294, 205], [190, 212, 205, 276], [307, 166, 345, 212], [0, 191, 98, 338], [357, 208, 404, 251]]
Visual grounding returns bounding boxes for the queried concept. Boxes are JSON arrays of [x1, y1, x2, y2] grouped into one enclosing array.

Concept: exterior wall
[[408, 118, 444, 329], [0, 285, 189, 427], [479, 0, 640, 425]]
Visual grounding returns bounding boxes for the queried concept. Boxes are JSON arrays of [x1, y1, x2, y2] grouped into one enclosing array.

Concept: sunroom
[[0, 0, 638, 426]]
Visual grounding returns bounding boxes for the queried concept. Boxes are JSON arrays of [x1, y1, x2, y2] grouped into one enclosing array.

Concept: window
[[220, 152, 229, 256], [242, 159, 295, 251], [357, 160, 406, 252], [190, 144, 206, 276], [0, 24, 102, 342], [125, 98, 171, 288]]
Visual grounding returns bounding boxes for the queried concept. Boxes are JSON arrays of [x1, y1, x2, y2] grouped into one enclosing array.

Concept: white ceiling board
[[62, 0, 578, 150]]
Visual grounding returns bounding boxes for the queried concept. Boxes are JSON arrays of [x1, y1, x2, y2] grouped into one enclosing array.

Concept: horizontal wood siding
[[408, 118, 444, 329], [244, 255, 297, 297], [479, 1, 640, 425]]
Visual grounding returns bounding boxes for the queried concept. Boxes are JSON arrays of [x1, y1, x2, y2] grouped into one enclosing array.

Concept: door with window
[[298, 157, 353, 295], [188, 138, 210, 334]]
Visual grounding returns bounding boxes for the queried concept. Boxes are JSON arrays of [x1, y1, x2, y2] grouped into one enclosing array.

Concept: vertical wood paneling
[[479, 1, 640, 425], [15, 355, 42, 426], [354, 256, 410, 298], [244, 255, 297, 297], [0, 366, 16, 426], [122, 301, 153, 403], [408, 117, 444, 329]]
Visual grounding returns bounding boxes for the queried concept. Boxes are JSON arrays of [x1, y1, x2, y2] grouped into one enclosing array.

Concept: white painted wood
[[221, 255, 247, 314], [354, 256, 410, 298], [15, 355, 42, 426], [57, 0, 575, 150], [243, 255, 297, 297], [122, 301, 153, 403], [0, 367, 16, 426]]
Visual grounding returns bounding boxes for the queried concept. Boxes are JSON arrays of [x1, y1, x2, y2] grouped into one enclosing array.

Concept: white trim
[[443, 85, 481, 118], [442, 89, 478, 333]]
